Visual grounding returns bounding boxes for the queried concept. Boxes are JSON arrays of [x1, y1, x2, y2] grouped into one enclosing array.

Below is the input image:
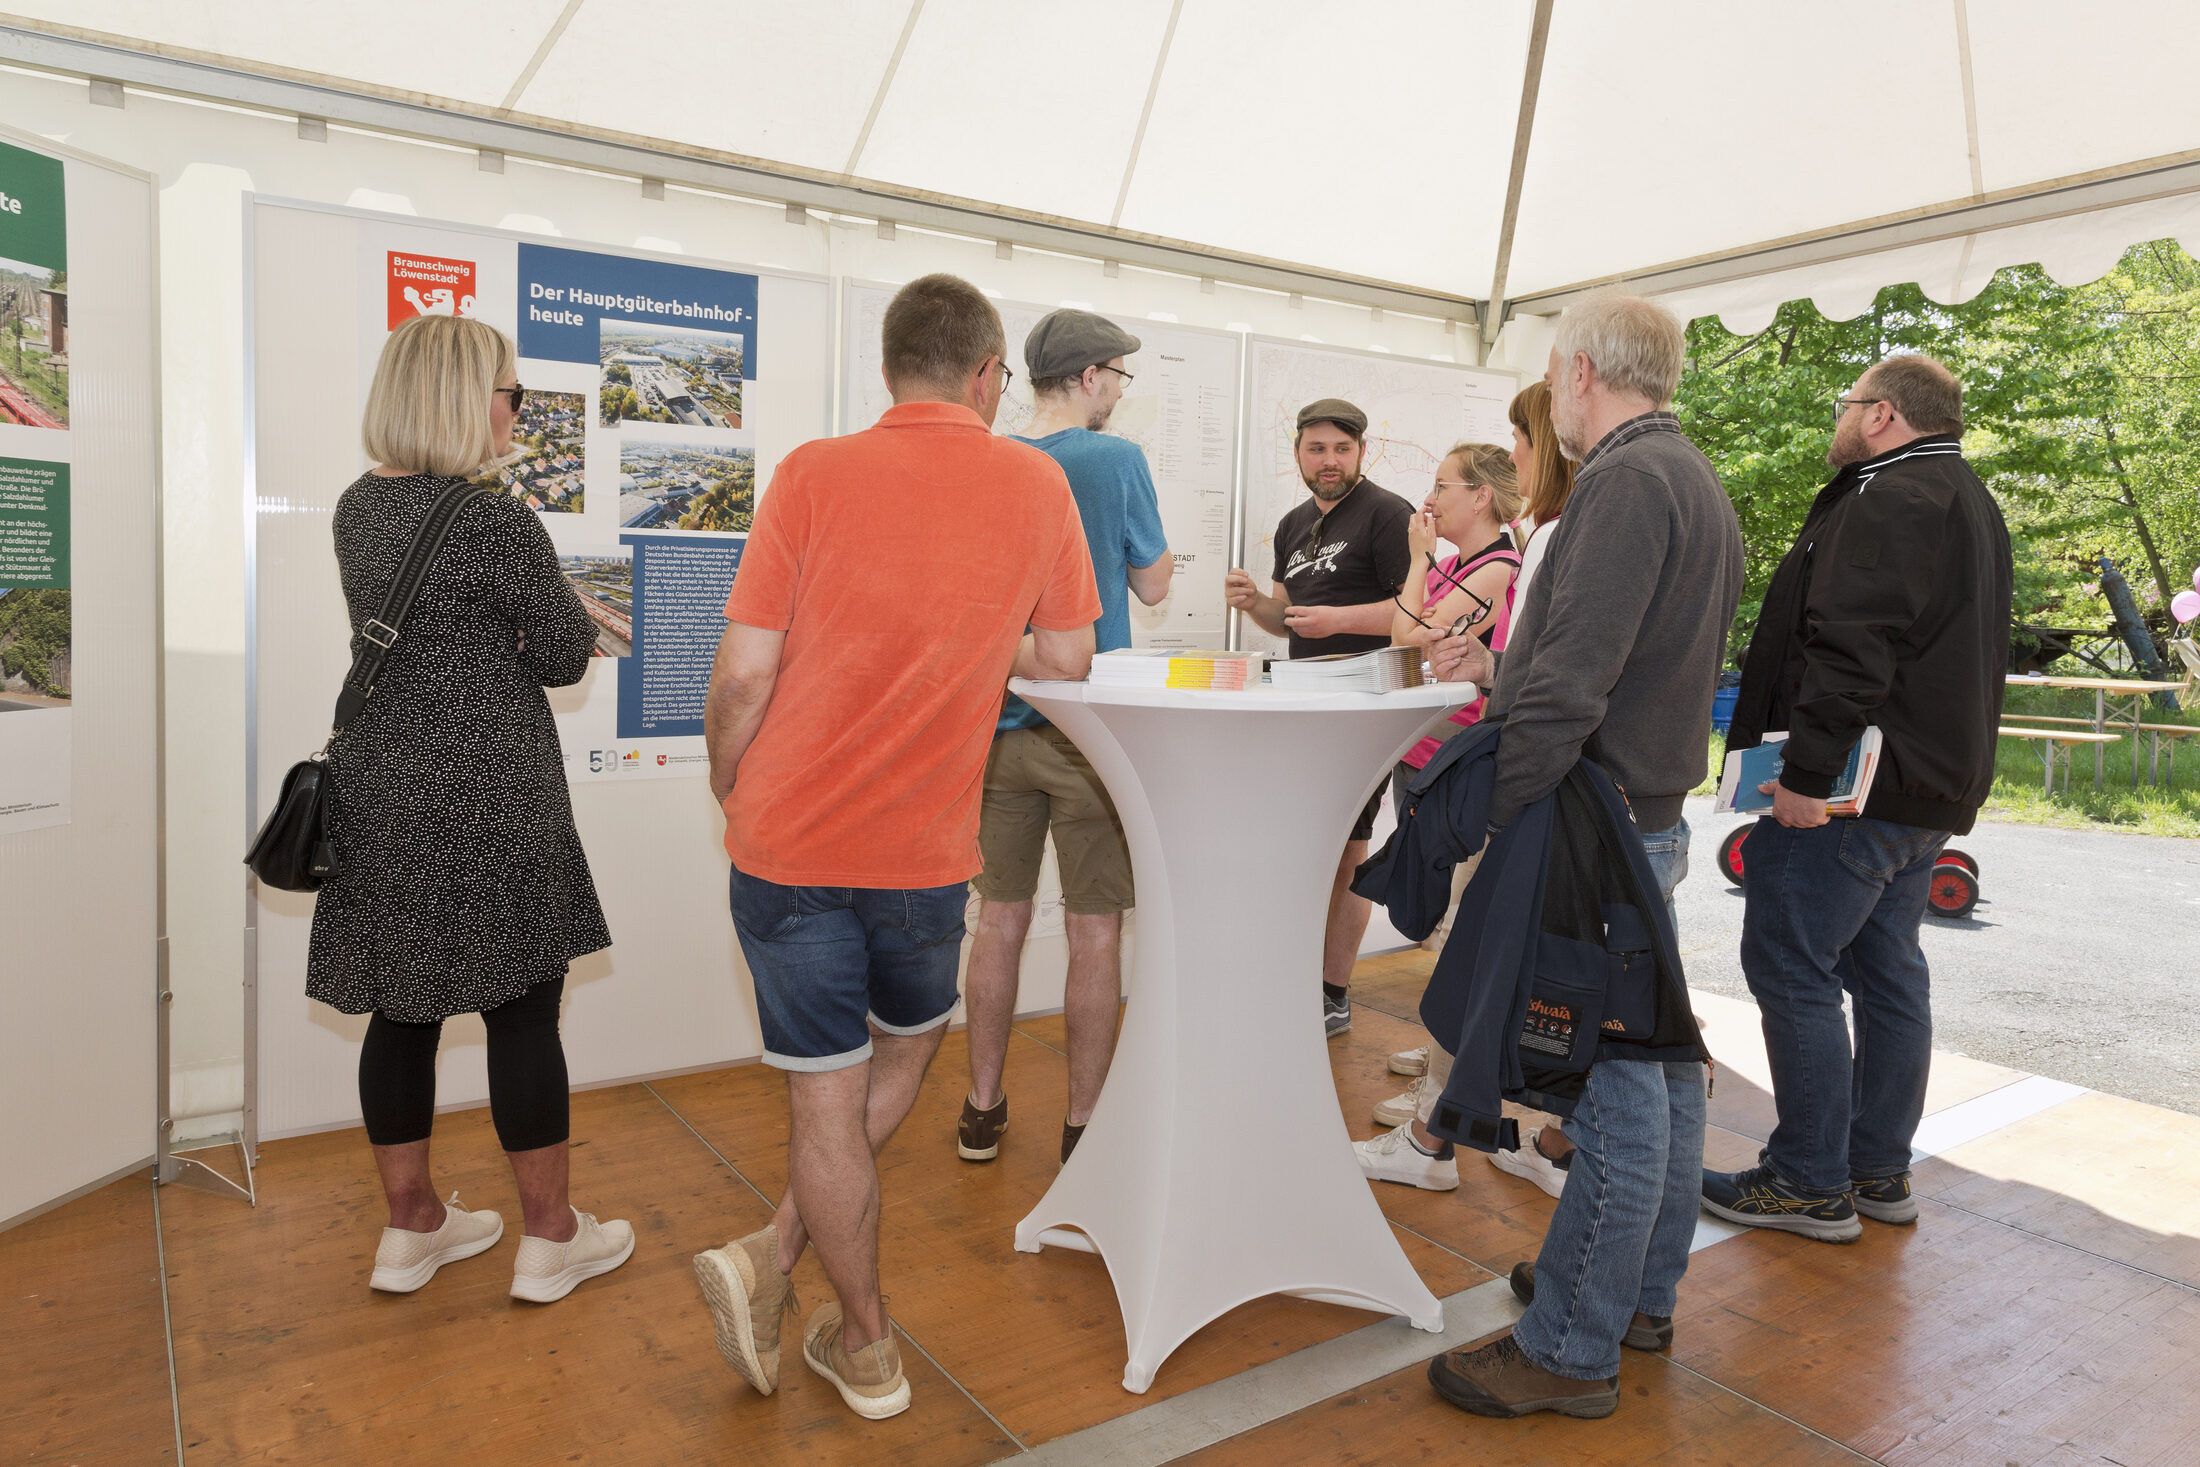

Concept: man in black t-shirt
[[1225, 398, 1415, 1039]]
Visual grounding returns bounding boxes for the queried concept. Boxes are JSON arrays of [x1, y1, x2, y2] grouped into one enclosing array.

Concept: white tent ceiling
[[12, 1, 2200, 330]]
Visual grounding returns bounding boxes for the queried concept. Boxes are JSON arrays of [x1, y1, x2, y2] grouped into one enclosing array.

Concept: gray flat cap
[[1296, 397, 1368, 436], [1025, 309, 1142, 381]]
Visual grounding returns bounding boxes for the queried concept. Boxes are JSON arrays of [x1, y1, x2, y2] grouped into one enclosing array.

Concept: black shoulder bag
[[243, 478, 486, 891]]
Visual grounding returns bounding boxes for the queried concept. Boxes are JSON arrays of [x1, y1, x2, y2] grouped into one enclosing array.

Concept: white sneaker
[[1353, 1121, 1459, 1191], [1488, 1126, 1571, 1199], [369, 1192, 504, 1293], [1388, 1045, 1429, 1077], [1372, 1075, 1427, 1128], [510, 1207, 636, 1303]]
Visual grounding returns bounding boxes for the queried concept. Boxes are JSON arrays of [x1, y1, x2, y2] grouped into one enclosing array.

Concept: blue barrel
[[1711, 686, 1739, 736]]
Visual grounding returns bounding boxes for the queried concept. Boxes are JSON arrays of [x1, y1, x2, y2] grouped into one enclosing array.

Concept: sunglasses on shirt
[[1395, 551, 1496, 640]]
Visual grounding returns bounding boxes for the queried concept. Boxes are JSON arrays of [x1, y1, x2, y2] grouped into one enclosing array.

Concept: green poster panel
[[0, 139, 64, 273]]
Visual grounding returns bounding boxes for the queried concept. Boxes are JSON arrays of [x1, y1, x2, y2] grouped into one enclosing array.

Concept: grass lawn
[[1698, 681, 2200, 839]]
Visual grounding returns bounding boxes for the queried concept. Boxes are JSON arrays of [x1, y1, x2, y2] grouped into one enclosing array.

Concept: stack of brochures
[[1713, 728, 1884, 815], [1267, 646, 1426, 693], [1088, 648, 1267, 689]]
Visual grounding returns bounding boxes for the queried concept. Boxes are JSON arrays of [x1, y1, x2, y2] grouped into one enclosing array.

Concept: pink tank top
[[1401, 540, 1522, 769]]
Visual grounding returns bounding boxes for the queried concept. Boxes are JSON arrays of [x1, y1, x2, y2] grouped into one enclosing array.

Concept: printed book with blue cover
[[1714, 728, 1883, 816]]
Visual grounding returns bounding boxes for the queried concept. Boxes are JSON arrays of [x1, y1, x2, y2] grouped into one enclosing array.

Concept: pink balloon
[[2174, 590, 2200, 624], [2191, 565, 2200, 594]]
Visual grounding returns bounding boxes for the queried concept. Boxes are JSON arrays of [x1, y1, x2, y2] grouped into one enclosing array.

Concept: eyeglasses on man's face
[[1831, 395, 1880, 428], [1095, 363, 1135, 387]]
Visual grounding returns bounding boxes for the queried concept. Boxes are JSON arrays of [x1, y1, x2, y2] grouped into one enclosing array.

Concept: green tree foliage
[[1675, 238, 2200, 662], [0, 587, 70, 693]]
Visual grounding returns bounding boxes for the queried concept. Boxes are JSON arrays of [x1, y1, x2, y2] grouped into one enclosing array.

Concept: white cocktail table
[[1007, 676, 1474, 1392]]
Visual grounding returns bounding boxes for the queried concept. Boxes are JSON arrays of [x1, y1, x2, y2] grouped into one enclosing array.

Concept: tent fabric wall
[[11, 2, 2200, 320]]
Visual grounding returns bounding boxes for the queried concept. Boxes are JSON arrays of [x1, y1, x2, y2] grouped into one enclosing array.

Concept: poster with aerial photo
[[599, 321, 743, 431], [476, 389, 586, 513], [559, 548, 632, 657], [618, 439, 754, 531], [0, 139, 70, 834]]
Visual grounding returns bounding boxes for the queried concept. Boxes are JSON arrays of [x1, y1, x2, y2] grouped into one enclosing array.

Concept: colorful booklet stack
[[1267, 645, 1426, 693], [1088, 648, 1267, 689], [1713, 728, 1883, 815]]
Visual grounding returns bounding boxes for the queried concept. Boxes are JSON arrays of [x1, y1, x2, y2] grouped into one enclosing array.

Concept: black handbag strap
[[332, 477, 486, 732]]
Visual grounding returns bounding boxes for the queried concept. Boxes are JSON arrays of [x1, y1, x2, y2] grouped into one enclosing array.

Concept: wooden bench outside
[[2000, 714, 2097, 727], [1998, 725, 2121, 794], [2135, 722, 2200, 786]]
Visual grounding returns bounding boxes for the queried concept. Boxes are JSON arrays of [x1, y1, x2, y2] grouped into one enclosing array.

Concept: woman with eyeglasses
[[1387, 441, 1525, 803], [307, 312, 634, 1304]]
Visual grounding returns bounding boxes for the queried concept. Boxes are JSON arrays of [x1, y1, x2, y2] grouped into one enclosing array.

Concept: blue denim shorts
[[728, 866, 968, 1072]]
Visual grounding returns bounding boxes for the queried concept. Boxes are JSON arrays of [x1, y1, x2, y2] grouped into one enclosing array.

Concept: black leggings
[[359, 977, 570, 1152]]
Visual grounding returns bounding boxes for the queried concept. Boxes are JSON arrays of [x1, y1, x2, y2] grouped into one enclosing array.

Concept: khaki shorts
[[973, 726, 1134, 914]]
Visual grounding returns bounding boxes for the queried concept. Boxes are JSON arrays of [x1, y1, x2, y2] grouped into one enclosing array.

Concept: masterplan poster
[[358, 226, 760, 784], [0, 138, 72, 835]]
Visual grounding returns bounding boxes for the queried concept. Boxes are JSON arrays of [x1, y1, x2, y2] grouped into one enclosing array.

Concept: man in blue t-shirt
[[958, 309, 1170, 1168]]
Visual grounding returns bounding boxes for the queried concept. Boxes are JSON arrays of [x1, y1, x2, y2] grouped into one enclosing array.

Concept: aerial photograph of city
[[558, 551, 632, 657], [617, 440, 754, 531], [599, 319, 744, 430], [476, 389, 586, 513]]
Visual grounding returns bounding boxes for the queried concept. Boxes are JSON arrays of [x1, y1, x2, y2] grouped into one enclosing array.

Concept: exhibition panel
[[246, 197, 832, 1138], [0, 131, 161, 1227]]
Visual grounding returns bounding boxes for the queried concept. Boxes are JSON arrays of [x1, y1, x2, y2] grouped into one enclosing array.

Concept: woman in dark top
[[308, 312, 631, 1303]]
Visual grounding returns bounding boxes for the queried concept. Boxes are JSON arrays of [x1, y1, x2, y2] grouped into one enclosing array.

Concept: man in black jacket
[[1702, 354, 2012, 1244]]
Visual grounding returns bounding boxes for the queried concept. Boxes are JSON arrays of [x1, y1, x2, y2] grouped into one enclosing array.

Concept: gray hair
[[1552, 293, 1686, 406]]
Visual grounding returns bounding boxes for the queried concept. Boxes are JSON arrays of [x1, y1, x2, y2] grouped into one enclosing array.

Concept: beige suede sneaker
[[802, 1301, 911, 1420], [509, 1207, 635, 1303], [693, 1225, 799, 1395], [369, 1193, 504, 1293]]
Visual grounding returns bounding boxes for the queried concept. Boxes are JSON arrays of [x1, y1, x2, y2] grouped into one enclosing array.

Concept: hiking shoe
[[1060, 1121, 1085, 1164], [1323, 991, 1352, 1037], [1508, 1261, 1671, 1352], [1488, 1126, 1571, 1199], [958, 1093, 1008, 1162], [693, 1224, 799, 1396], [1353, 1121, 1458, 1191], [1852, 1169, 1919, 1225], [369, 1192, 504, 1293], [1372, 1076, 1427, 1129], [509, 1208, 637, 1302], [1427, 1332, 1617, 1420], [1700, 1163, 1862, 1243], [802, 1302, 911, 1420], [1389, 1045, 1429, 1077]]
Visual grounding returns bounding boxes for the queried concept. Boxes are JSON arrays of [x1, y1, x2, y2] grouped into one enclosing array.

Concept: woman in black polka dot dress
[[308, 313, 632, 1304]]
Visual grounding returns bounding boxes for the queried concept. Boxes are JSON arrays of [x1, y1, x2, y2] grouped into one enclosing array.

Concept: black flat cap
[[1296, 397, 1368, 436]]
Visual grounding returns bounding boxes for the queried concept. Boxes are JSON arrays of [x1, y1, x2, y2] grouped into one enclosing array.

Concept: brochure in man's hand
[[1713, 728, 1883, 816]]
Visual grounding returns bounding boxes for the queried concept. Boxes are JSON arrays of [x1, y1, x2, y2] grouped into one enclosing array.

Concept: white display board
[[0, 136, 161, 1226], [247, 198, 833, 1138], [840, 281, 1240, 649], [1238, 338, 1518, 658]]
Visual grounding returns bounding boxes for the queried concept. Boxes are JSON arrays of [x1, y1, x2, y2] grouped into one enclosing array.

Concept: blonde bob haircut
[[362, 314, 517, 478]]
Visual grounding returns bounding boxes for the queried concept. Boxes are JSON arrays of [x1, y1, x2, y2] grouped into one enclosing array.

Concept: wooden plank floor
[[7, 944, 2199, 1465], [0, 1174, 176, 1466]]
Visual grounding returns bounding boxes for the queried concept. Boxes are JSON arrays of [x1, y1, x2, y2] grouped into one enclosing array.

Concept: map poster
[[0, 138, 71, 835], [1238, 338, 1518, 657]]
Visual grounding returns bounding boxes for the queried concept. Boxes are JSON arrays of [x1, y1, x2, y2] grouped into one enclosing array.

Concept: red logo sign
[[387, 251, 479, 328], [656, 754, 668, 766]]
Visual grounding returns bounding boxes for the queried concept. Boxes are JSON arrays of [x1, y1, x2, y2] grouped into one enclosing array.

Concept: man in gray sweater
[[1424, 294, 1743, 1421]]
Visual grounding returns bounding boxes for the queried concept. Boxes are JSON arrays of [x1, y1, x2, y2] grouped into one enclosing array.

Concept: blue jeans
[[728, 866, 968, 1072], [1514, 820, 1705, 1381], [1739, 816, 1945, 1193]]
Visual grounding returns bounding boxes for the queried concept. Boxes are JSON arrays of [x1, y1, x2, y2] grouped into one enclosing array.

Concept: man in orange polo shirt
[[689, 274, 1101, 1422]]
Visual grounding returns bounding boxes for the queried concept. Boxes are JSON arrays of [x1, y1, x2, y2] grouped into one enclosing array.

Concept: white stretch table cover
[[1008, 677, 1474, 1392]]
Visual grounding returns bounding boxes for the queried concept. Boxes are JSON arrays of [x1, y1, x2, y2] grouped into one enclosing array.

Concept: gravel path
[[1675, 796, 2200, 1116]]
